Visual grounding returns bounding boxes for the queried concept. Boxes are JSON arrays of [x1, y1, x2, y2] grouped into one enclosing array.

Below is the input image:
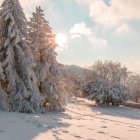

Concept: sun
[[55, 33, 67, 47]]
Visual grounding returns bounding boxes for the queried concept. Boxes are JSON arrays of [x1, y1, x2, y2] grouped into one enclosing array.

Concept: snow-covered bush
[[83, 80, 109, 104], [83, 80, 130, 105], [109, 84, 130, 105]]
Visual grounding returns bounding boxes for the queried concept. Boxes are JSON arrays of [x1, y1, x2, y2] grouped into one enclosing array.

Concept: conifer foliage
[[28, 6, 65, 111], [0, 0, 45, 113]]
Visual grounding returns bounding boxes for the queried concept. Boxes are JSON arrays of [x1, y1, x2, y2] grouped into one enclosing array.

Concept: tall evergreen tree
[[0, 0, 45, 113], [28, 6, 65, 111]]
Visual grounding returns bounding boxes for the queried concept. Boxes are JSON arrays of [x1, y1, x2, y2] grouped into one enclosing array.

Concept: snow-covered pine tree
[[0, 0, 45, 113], [28, 6, 65, 111]]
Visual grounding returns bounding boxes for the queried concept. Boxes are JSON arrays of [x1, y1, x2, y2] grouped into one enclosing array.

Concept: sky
[[0, 0, 140, 73]]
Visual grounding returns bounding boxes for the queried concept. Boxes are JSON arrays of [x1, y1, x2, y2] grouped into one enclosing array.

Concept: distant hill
[[63, 65, 88, 80]]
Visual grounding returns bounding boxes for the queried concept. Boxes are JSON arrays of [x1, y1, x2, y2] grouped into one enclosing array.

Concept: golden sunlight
[[55, 33, 67, 47]]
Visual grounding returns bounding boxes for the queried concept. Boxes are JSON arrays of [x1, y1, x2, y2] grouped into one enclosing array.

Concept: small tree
[[0, 0, 45, 113], [88, 61, 128, 85], [28, 6, 65, 111]]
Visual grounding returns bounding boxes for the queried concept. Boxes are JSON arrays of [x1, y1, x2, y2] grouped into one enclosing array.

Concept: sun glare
[[55, 33, 67, 47]]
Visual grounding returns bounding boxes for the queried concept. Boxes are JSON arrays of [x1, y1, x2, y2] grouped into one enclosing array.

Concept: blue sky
[[0, 0, 140, 73], [50, 0, 140, 74]]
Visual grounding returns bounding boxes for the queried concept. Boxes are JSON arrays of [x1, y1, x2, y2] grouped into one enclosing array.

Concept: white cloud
[[75, 0, 93, 5], [76, 0, 140, 27], [71, 34, 81, 39], [70, 22, 92, 36], [70, 22, 108, 47], [89, 36, 108, 47], [115, 24, 131, 34]]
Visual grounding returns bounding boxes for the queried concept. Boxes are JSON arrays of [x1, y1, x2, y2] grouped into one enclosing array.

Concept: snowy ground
[[0, 98, 140, 140]]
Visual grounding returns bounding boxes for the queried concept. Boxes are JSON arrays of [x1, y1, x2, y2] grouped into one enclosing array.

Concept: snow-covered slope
[[0, 98, 140, 140]]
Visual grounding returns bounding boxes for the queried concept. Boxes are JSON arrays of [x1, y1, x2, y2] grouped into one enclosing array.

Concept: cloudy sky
[[1, 0, 140, 73]]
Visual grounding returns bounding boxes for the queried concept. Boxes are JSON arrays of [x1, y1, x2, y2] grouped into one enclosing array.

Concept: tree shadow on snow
[[88, 104, 140, 120], [28, 111, 71, 140], [0, 111, 71, 140]]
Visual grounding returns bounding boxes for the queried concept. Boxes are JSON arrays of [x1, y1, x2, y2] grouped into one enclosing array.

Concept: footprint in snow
[[97, 131, 106, 134], [57, 122, 64, 125], [74, 135, 82, 138], [36, 122, 47, 128], [53, 133, 63, 140], [71, 133, 82, 138], [128, 129, 137, 132], [101, 121, 106, 123], [111, 136, 120, 139], [101, 126, 108, 128], [27, 119, 47, 128], [47, 125, 54, 129], [62, 130, 69, 133], [56, 138, 63, 140], [0, 130, 4, 133], [52, 130, 60, 135], [88, 128, 95, 130], [129, 126, 136, 128], [77, 125, 84, 127]]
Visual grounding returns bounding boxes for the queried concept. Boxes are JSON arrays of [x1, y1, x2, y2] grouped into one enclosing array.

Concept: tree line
[[62, 61, 140, 104], [72, 61, 140, 104]]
